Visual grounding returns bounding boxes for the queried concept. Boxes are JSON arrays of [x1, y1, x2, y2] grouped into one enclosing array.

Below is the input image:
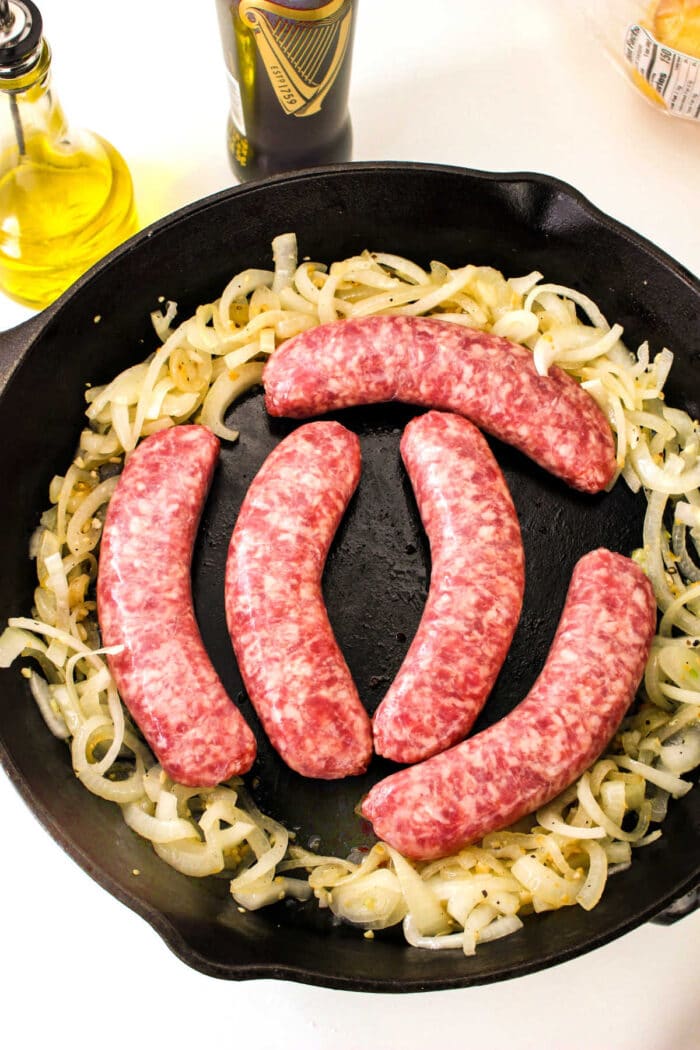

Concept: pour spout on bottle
[[0, 0, 44, 156], [0, 1, 14, 32]]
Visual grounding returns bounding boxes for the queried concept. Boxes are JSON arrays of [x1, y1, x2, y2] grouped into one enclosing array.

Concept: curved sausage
[[225, 421, 372, 779], [373, 411, 525, 763], [362, 549, 656, 860], [263, 315, 616, 494], [97, 425, 257, 787]]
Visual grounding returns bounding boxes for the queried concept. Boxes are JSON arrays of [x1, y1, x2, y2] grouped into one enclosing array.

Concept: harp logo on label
[[240, 0, 354, 116]]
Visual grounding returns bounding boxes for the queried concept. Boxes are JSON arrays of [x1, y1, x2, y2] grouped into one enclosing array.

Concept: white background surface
[[1, 2, 699, 1047]]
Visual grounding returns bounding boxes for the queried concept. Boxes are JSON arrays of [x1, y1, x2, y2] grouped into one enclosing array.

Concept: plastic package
[[587, 0, 700, 121]]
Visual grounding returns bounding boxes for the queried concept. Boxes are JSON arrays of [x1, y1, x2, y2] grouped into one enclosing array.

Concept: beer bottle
[[215, 0, 357, 182]]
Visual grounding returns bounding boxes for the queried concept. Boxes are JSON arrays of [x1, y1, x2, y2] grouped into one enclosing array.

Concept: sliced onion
[[600, 779, 627, 827], [74, 755, 146, 804], [317, 271, 344, 325], [384, 845, 450, 936], [532, 334, 559, 376], [234, 876, 312, 911], [651, 348, 674, 396], [271, 233, 298, 293], [199, 362, 264, 441], [397, 265, 475, 317], [344, 268, 403, 294], [577, 773, 653, 842], [218, 268, 273, 329], [537, 787, 607, 839], [27, 671, 70, 739], [402, 914, 467, 952], [350, 282, 436, 318], [475, 914, 524, 944], [613, 754, 693, 798], [198, 797, 257, 852], [508, 271, 543, 298], [672, 518, 700, 582], [278, 286, 319, 316], [85, 363, 150, 420], [575, 841, 608, 911], [154, 839, 224, 877], [293, 260, 326, 304], [657, 639, 700, 685], [658, 583, 700, 638], [7, 618, 118, 673], [0, 626, 47, 667], [511, 855, 583, 908], [491, 309, 539, 343], [65, 477, 119, 557], [371, 252, 430, 285], [464, 901, 498, 937], [122, 798, 199, 844], [150, 299, 178, 341], [229, 816, 289, 891], [327, 868, 407, 930], [631, 441, 700, 495], [649, 788, 671, 823], [656, 726, 700, 775], [222, 341, 262, 372], [604, 841, 632, 866], [555, 323, 625, 365], [524, 282, 609, 328], [437, 882, 489, 927]]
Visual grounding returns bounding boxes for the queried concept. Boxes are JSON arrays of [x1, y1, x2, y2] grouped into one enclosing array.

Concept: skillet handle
[[651, 885, 700, 926], [0, 311, 48, 399]]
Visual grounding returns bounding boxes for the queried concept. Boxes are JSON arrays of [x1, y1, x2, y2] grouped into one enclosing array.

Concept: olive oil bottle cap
[[0, 0, 42, 78]]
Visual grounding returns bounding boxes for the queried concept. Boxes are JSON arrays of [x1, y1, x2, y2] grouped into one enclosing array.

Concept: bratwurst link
[[263, 315, 617, 493], [373, 411, 525, 764], [225, 421, 372, 779], [362, 549, 656, 860], [97, 425, 257, 787]]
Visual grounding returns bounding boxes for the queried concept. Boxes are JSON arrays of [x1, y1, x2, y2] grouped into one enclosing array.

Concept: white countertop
[[1, 2, 699, 1047]]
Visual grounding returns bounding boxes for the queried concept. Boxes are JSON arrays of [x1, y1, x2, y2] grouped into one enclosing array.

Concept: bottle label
[[226, 69, 247, 135], [624, 23, 700, 120], [239, 0, 354, 117]]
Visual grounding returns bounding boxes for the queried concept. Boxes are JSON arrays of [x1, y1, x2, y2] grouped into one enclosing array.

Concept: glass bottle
[[0, 0, 138, 310], [215, 0, 357, 182]]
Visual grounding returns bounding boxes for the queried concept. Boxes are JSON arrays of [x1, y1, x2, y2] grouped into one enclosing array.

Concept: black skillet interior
[[0, 163, 699, 991]]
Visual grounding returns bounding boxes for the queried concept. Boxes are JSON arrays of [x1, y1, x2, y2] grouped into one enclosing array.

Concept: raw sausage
[[97, 425, 257, 787], [225, 421, 372, 779], [263, 315, 616, 494], [362, 548, 656, 860], [373, 411, 525, 763]]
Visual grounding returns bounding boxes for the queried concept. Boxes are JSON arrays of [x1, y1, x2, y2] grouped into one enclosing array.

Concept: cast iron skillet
[[0, 163, 699, 991]]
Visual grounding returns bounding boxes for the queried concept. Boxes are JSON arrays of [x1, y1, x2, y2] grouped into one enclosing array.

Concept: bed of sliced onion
[[1, 233, 698, 955]]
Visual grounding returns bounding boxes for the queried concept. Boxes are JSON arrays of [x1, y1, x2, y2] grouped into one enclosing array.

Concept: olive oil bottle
[[0, 0, 137, 310]]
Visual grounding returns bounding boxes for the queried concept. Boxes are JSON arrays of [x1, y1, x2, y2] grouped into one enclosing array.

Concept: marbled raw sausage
[[97, 425, 257, 787], [362, 548, 656, 860], [263, 315, 616, 494], [225, 421, 372, 779], [373, 411, 525, 763]]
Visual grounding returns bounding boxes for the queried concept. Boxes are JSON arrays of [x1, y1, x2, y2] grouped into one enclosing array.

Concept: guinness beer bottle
[[215, 0, 357, 181]]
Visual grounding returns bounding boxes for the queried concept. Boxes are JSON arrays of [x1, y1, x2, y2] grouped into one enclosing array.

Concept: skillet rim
[[1, 160, 699, 373]]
